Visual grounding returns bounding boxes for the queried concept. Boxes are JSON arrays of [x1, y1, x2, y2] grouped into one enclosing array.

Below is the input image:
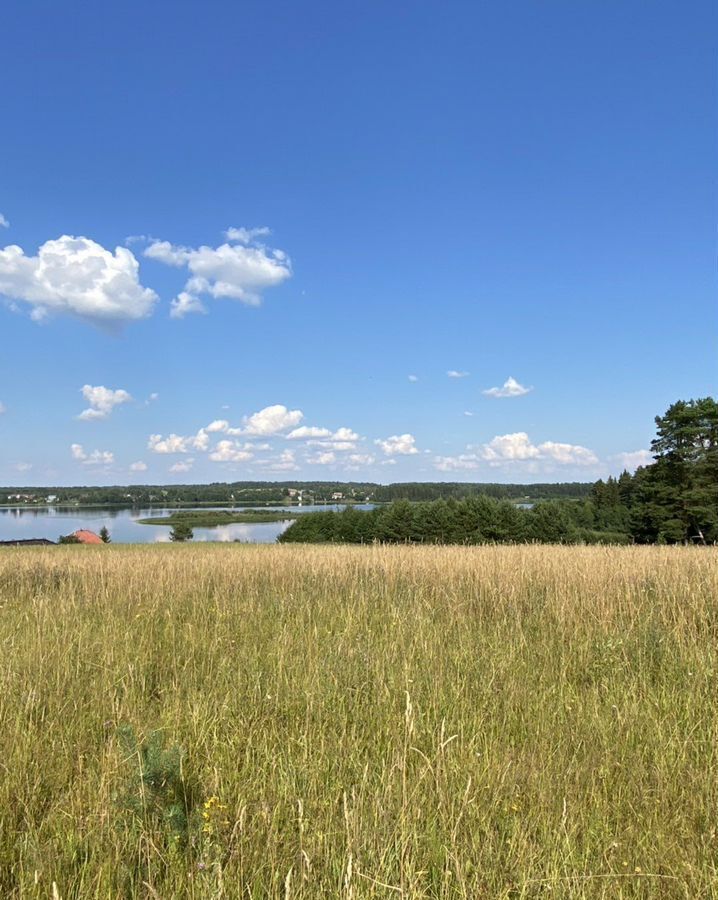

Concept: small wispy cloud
[[0, 213, 9, 228], [408, 374, 419, 382], [447, 370, 469, 378]]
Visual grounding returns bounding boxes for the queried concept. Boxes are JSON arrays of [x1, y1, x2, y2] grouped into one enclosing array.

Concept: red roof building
[[73, 529, 104, 545]]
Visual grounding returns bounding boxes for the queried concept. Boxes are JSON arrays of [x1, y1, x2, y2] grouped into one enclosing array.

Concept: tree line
[[279, 496, 631, 545], [280, 398, 717, 546], [1, 479, 591, 507], [371, 481, 592, 502]]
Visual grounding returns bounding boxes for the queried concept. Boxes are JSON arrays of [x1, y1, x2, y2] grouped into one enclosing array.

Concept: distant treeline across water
[[0, 480, 592, 507]]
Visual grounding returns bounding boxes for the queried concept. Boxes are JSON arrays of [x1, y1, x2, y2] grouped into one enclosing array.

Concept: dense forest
[[280, 398, 718, 546], [279, 496, 631, 545]]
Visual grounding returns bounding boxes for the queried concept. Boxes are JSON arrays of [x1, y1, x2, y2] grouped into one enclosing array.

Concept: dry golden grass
[[0, 544, 715, 898]]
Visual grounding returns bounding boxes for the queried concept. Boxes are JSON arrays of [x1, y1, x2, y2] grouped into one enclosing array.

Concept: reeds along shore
[[0, 544, 715, 898]]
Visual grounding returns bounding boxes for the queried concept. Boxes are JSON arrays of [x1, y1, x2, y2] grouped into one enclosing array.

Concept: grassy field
[[0, 545, 715, 899]]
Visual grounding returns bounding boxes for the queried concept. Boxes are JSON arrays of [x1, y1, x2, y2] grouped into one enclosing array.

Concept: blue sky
[[0, 0, 715, 485]]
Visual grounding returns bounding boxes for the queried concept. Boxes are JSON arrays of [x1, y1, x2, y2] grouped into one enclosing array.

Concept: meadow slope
[[0, 545, 715, 899]]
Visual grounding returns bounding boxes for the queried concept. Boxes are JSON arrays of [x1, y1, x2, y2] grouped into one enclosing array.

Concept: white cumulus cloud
[[287, 425, 332, 440], [240, 404, 303, 436], [169, 291, 207, 319], [255, 449, 299, 471], [347, 453, 376, 466], [148, 433, 188, 454], [169, 459, 194, 473], [435, 433, 599, 472], [288, 425, 359, 452], [147, 406, 303, 466], [375, 433, 419, 456], [482, 376, 533, 398], [0, 236, 157, 327], [145, 228, 291, 318], [129, 461, 147, 472], [78, 384, 132, 420], [206, 419, 230, 433], [481, 432, 541, 462], [148, 429, 209, 454], [538, 441, 598, 466], [71, 443, 114, 466], [330, 427, 359, 442], [480, 432, 597, 466], [308, 451, 336, 465], [304, 426, 361, 452], [434, 454, 481, 472], [309, 441, 357, 451], [208, 440, 255, 463], [611, 449, 653, 471]]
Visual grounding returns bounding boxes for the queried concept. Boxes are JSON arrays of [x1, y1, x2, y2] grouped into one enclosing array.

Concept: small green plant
[[116, 725, 199, 845], [99, 526, 111, 543], [58, 533, 80, 544]]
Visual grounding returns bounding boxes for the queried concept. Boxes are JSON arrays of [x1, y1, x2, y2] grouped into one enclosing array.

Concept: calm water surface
[[0, 505, 373, 544]]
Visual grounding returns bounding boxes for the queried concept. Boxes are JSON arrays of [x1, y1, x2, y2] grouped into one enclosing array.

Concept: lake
[[0, 504, 373, 544]]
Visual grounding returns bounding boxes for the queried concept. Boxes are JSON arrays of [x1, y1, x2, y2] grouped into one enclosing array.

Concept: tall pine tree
[[632, 398, 718, 543]]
